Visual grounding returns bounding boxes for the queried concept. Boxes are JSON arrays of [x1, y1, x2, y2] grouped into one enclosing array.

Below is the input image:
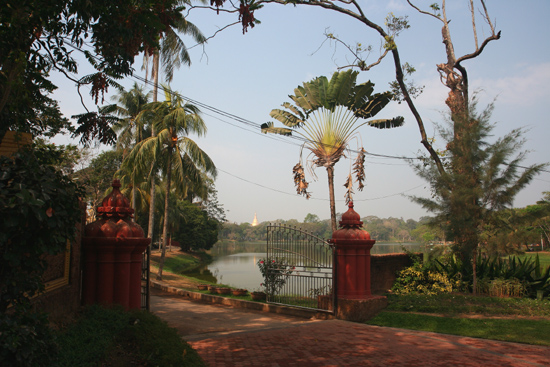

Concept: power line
[[61, 41, 550, 193]]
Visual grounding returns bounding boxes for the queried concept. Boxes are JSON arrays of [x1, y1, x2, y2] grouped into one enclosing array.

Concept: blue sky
[[53, 1, 550, 224]]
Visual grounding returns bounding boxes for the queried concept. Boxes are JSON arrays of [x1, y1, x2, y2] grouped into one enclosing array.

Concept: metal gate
[[266, 224, 334, 312], [141, 246, 150, 310]]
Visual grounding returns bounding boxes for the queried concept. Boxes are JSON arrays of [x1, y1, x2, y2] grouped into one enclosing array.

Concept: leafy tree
[[262, 70, 403, 232], [106, 83, 152, 216], [33, 138, 82, 176], [173, 200, 220, 251], [1, 0, 190, 145], [73, 150, 123, 210], [0, 147, 82, 366], [122, 87, 216, 279], [143, 0, 207, 245], [210, 0, 534, 290], [410, 101, 545, 291], [304, 213, 320, 223]]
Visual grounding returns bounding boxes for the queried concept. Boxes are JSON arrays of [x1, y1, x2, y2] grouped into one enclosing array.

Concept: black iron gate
[[141, 246, 150, 310], [266, 224, 334, 312]]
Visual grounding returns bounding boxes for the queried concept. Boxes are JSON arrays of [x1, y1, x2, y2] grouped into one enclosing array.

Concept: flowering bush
[[392, 261, 462, 295], [257, 258, 294, 296]]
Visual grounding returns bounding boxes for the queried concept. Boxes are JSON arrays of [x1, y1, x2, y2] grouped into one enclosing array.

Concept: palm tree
[[143, 0, 207, 242], [105, 83, 152, 216], [262, 70, 403, 232], [125, 87, 216, 280], [109, 83, 152, 153]]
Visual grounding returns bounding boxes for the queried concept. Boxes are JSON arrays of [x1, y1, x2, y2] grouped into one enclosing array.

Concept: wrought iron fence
[[266, 224, 334, 312], [141, 247, 150, 310]]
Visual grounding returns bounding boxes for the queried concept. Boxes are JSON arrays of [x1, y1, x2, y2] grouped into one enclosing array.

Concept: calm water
[[181, 241, 424, 290]]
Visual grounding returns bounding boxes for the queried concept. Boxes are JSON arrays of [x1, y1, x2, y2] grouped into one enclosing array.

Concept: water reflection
[[181, 240, 424, 290]]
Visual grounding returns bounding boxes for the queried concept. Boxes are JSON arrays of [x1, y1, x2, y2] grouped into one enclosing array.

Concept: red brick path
[[189, 320, 550, 367]]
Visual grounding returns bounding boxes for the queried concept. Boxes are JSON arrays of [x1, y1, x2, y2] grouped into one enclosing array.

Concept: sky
[[52, 1, 550, 225]]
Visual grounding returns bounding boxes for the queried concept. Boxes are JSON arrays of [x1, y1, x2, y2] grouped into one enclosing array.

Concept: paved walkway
[[151, 288, 550, 367]]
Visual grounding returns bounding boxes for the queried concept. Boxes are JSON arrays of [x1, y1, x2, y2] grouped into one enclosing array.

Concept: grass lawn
[[151, 250, 212, 274], [368, 312, 550, 346], [515, 251, 550, 271], [366, 293, 550, 346]]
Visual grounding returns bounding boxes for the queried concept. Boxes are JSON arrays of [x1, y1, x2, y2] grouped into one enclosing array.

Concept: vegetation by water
[[151, 250, 212, 274]]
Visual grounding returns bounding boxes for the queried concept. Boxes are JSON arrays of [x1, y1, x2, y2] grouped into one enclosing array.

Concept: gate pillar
[[329, 202, 387, 321], [82, 180, 150, 310]]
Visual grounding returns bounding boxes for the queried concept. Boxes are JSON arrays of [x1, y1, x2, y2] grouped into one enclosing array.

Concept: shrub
[[392, 261, 462, 295], [0, 311, 58, 367], [257, 257, 294, 296], [57, 305, 206, 367], [0, 146, 83, 367], [476, 277, 527, 298]]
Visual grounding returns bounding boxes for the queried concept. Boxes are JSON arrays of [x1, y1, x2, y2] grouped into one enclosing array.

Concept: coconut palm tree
[[143, 0, 207, 243], [262, 70, 403, 232], [103, 83, 152, 216], [124, 87, 216, 279], [109, 83, 152, 153]]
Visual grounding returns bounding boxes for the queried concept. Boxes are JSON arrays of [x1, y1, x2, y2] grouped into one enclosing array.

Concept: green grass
[[384, 293, 550, 317], [366, 293, 550, 346], [155, 251, 212, 274], [368, 312, 550, 346], [57, 305, 206, 367], [515, 251, 550, 271]]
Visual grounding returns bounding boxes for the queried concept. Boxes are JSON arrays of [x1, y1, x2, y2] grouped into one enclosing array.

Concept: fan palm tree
[[262, 70, 404, 232], [143, 0, 207, 242], [124, 87, 216, 280]]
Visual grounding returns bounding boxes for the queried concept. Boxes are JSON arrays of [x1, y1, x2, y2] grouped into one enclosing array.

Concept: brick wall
[[370, 253, 417, 294]]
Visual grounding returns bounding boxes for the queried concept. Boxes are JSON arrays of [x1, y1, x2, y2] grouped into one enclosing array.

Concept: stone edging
[[150, 280, 334, 320]]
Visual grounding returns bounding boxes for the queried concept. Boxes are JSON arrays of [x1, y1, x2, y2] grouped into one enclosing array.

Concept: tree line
[[219, 204, 550, 256]]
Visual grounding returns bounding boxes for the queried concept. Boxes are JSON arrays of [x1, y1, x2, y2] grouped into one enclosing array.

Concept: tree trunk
[[472, 245, 478, 296], [147, 51, 160, 241], [157, 150, 172, 281], [326, 165, 337, 233]]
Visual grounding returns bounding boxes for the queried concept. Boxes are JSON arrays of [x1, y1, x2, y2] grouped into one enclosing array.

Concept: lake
[[181, 240, 425, 290]]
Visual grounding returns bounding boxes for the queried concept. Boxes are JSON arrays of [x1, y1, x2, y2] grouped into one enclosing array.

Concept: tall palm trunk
[[147, 52, 160, 241], [326, 165, 337, 233], [157, 148, 172, 280]]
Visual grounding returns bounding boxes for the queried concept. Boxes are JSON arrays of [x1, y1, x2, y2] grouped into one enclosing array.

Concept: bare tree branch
[[456, 31, 501, 65]]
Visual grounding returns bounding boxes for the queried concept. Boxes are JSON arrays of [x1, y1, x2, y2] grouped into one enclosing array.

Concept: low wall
[[370, 253, 416, 294]]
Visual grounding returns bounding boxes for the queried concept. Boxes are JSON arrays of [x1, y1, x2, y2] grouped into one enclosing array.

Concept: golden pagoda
[[251, 212, 259, 226]]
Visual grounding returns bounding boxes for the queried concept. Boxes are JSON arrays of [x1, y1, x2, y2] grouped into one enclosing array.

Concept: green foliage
[[173, 199, 220, 251], [477, 277, 527, 298], [0, 146, 82, 366], [410, 100, 546, 264], [57, 305, 206, 367], [0, 147, 82, 312], [0, 311, 58, 367], [431, 253, 550, 297], [73, 149, 123, 208], [1, 0, 189, 143], [392, 258, 462, 295], [257, 258, 294, 296]]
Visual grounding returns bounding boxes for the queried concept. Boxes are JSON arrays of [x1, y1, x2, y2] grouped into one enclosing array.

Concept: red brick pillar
[[82, 180, 150, 310], [329, 202, 388, 321], [330, 202, 376, 299]]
